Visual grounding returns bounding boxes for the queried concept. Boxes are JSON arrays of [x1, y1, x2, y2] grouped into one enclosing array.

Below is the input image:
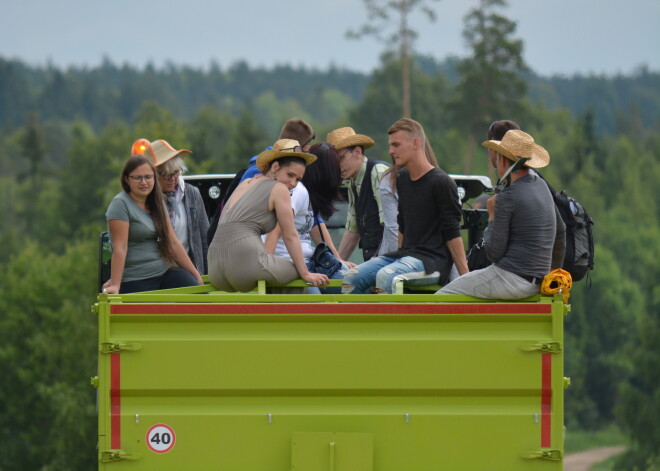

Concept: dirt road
[[564, 445, 627, 471]]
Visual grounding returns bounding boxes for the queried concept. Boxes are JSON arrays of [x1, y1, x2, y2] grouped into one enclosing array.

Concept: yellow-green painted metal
[[95, 288, 566, 470]]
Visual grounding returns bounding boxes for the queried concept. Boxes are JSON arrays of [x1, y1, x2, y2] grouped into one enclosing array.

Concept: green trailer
[[93, 284, 568, 470]]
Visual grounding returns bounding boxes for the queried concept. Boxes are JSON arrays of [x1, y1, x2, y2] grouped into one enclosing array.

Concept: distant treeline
[[1, 55, 658, 135]]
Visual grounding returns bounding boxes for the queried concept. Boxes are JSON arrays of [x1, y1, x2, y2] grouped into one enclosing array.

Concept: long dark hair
[[120, 155, 174, 264], [303, 143, 343, 220]]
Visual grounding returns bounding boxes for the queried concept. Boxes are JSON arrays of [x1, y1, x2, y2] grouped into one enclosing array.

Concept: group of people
[[104, 116, 565, 301]]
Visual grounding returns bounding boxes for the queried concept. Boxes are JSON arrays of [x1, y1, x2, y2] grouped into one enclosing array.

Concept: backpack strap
[[495, 157, 529, 193]]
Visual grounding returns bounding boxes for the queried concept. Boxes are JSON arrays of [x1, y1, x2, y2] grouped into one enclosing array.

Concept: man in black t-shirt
[[342, 119, 468, 294]]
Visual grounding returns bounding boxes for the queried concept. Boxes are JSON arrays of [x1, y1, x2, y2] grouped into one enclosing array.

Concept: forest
[[0, 2, 658, 470]]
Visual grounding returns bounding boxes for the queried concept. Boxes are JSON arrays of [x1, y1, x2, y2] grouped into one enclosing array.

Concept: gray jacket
[[183, 183, 210, 275]]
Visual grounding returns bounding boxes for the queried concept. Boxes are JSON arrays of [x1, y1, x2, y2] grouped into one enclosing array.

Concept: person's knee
[[375, 266, 397, 294], [341, 267, 360, 294]]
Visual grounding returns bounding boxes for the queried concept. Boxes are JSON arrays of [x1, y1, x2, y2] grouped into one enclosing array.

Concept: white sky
[[1, 0, 658, 76]]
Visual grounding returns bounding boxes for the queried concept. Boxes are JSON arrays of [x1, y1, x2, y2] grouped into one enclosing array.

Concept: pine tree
[[451, 0, 529, 173]]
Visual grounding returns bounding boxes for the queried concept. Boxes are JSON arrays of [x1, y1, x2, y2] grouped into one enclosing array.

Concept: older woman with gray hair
[[139, 139, 210, 275]]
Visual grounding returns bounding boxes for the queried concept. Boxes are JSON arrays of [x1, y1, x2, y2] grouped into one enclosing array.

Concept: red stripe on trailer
[[110, 303, 552, 315], [110, 353, 121, 449], [541, 353, 552, 447]]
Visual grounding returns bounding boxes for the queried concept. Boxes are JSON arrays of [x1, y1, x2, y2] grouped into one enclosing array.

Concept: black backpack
[[539, 174, 595, 283], [547, 186, 595, 282]]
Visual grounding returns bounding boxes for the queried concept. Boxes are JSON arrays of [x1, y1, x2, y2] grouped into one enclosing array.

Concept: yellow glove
[[541, 269, 573, 304]]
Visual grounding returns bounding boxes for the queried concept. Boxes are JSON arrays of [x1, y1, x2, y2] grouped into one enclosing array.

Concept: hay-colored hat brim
[[326, 127, 375, 150], [333, 134, 375, 150], [256, 150, 317, 173], [481, 139, 550, 169], [147, 139, 192, 167]]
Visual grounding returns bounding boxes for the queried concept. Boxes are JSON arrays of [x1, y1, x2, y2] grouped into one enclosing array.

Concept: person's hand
[[341, 260, 357, 269], [102, 281, 119, 295], [302, 272, 329, 287], [195, 274, 204, 285]]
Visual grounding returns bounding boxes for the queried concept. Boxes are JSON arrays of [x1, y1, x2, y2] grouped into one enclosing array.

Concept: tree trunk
[[401, 3, 411, 118]]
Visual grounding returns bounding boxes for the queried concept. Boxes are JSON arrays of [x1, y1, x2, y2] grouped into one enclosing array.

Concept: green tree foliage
[[615, 294, 660, 471], [347, 0, 440, 117], [0, 241, 98, 471], [223, 108, 268, 172], [349, 53, 450, 161], [57, 121, 131, 241], [187, 105, 237, 173], [0, 53, 658, 470], [451, 0, 529, 172]]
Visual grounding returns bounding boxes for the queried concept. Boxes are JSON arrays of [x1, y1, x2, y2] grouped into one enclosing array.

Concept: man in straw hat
[[138, 139, 210, 275], [327, 126, 389, 261], [342, 118, 468, 294], [437, 129, 565, 299]]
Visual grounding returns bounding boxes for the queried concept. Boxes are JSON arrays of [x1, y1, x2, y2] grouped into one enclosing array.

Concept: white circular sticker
[[146, 424, 176, 453]]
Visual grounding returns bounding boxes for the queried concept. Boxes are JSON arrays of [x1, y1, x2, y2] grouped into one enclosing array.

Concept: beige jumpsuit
[[208, 178, 298, 292]]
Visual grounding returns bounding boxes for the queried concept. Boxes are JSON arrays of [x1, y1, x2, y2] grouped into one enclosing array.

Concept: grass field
[[564, 425, 627, 454], [590, 454, 622, 471]]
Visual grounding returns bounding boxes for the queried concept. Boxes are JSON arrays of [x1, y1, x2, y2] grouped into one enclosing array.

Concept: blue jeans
[[308, 263, 347, 294], [342, 256, 440, 294], [120, 268, 199, 294]]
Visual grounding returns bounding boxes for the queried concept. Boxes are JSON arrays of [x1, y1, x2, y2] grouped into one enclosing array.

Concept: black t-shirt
[[385, 167, 462, 281]]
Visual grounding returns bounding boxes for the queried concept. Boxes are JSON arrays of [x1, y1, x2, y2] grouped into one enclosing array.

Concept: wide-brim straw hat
[[256, 139, 317, 173], [144, 139, 192, 167], [326, 127, 375, 150], [482, 130, 550, 169]]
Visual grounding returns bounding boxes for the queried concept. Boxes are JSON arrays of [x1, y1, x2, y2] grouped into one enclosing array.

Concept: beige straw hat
[[482, 130, 550, 169], [256, 139, 317, 173], [326, 127, 375, 150], [144, 140, 192, 167]]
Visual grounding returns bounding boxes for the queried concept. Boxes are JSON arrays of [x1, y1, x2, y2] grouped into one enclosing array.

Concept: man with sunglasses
[[327, 126, 389, 262]]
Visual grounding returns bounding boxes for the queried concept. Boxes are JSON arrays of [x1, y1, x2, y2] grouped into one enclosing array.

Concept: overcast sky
[[1, 0, 658, 77]]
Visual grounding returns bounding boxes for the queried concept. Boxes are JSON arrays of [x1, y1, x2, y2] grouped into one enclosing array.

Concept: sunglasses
[[301, 135, 315, 148], [280, 146, 303, 153]]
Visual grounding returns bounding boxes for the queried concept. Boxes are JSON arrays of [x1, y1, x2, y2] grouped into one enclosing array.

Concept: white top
[[168, 176, 189, 250], [262, 182, 315, 262]]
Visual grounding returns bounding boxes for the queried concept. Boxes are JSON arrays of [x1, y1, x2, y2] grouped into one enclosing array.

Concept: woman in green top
[[103, 155, 203, 294]]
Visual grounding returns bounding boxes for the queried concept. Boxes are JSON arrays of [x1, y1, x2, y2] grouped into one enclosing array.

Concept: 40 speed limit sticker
[[146, 424, 176, 453]]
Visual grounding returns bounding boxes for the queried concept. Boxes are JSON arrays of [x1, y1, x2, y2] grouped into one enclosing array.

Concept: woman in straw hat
[[262, 142, 350, 293], [139, 139, 210, 275], [103, 155, 203, 294], [437, 130, 565, 300], [207, 139, 329, 292]]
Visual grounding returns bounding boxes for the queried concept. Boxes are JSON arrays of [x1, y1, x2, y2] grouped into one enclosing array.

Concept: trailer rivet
[[405, 413, 410, 424], [136, 414, 140, 424], [268, 413, 272, 424]]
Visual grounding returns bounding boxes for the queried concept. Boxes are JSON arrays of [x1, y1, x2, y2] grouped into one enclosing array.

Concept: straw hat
[[144, 139, 192, 167], [481, 130, 550, 169], [256, 139, 317, 173], [326, 127, 375, 150]]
